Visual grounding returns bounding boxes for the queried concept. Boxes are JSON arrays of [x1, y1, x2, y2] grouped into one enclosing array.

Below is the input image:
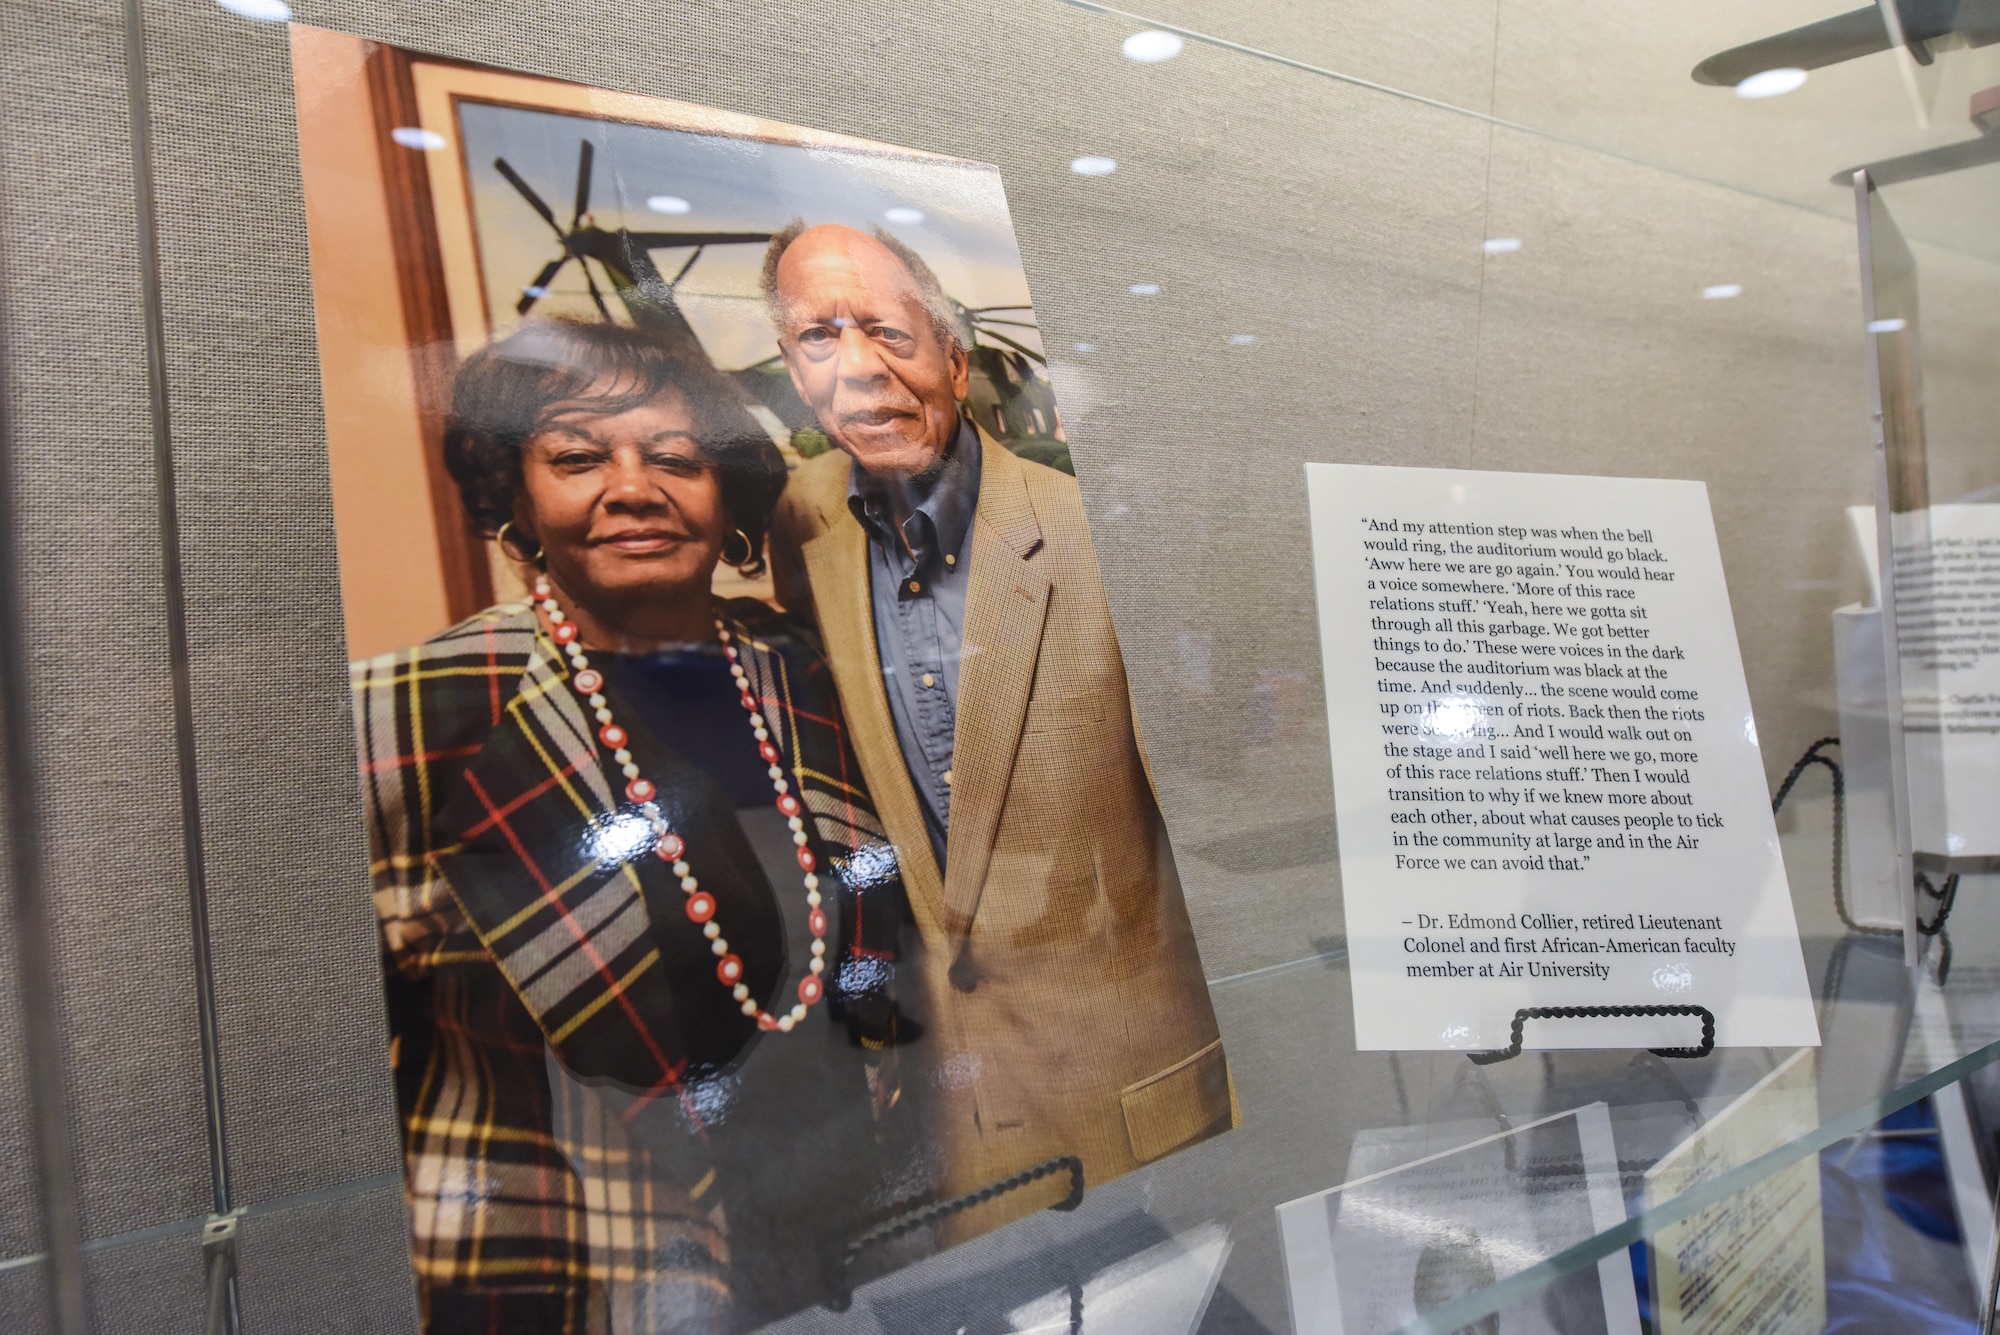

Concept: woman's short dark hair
[[443, 320, 789, 576]]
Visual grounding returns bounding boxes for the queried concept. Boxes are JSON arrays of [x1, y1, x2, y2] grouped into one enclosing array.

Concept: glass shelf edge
[[1389, 1034, 2000, 1335]]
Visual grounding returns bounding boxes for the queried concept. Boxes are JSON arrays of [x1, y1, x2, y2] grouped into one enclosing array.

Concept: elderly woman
[[354, 320, 916, 1334]]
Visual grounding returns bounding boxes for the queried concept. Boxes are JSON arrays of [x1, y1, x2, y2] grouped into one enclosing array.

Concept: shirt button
[[908, 580, 921, 593], [921, 673, 935, 688], [943, 770, 953, 786]]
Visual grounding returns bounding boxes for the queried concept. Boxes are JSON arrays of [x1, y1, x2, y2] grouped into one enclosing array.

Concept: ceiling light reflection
[[1122, 30, 1184, 62], [1228, 333, 1256, 345], [1702, 283, 1743, 299], [1736, 68, 1808, 99], [216, 0, 290, 19], [1129, 283, 1161, 296], [1426, 698, 1485, 738], [1482, 237, 1522, 254], [391, 127, 446, 151], [1071, 156, 1118, 176], [647, 195, 691, 214], [1074, 342, 1097, 352], [883, 206, 925, 224], [584, 809, 655, 868], [1868, 317, 1907, 333]]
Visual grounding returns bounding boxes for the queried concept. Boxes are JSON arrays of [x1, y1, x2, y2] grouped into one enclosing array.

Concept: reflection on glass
[[1734, 67, 1808, 99], [390, 126, 446, 151], [1122, 30, 1186, 63], [215, 0, 290, 20]]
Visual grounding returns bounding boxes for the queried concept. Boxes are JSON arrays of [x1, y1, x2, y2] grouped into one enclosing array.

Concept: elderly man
[[763, 222, 1230, 1231]]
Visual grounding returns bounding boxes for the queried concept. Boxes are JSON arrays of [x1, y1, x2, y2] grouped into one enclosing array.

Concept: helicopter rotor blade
[[580, 255, 614, 322], [495, 158, 566, 238], [572, 141, 594, 230], [667, 245, 707, 288], [517, 256, 569, 315], [623, 230, 775, 249]]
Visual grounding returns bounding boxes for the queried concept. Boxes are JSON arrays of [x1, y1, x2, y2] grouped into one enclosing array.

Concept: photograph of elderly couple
[[291, 25, 1233, 1335]]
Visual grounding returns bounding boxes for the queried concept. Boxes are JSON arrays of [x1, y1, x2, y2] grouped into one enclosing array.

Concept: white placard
[[1849, 503, 2000, 861], [1307, 464, 1818, 1052]]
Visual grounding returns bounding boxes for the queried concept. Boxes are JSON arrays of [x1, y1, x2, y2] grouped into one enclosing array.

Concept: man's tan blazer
[[769, 431, 1232, 1232]]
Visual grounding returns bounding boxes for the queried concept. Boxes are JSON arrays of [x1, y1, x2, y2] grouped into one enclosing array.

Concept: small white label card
[[1306, 464, 1818, 1052], [1645, 1048, 1824, 1335]]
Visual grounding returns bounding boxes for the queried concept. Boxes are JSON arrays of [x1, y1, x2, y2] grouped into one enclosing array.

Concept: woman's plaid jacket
[[351, 597, 906, 1329]]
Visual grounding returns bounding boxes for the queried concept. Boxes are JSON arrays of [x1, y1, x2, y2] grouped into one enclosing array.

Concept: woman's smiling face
[[514, 383, 729, 615]]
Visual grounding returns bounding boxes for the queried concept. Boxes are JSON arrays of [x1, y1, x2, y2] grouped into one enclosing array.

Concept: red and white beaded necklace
[[534, 575, 828, 1033]]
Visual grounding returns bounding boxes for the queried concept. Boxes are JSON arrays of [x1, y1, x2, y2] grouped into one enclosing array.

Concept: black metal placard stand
[[1467, 1004, 1717, 1064], [844, 1153, 1084, 1260], [828, 1154, 1086, 1310]]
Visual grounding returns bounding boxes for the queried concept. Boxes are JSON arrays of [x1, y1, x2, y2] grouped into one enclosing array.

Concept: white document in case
[[1644, 1048, 1824, 1335], [1276, 1103, 1640, 1335], [1306, 464, 1817, 1053], [1847, 502, 2000, 863]]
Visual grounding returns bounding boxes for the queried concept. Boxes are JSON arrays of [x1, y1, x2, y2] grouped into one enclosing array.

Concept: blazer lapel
[[432, 617, 692, 1089], [802, 502, 950, 926], [941, 438, 1050, 936]]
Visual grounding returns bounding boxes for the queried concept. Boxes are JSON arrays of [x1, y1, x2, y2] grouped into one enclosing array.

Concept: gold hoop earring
[[720, 528, 754, 568], [495, 520, 544, 565]]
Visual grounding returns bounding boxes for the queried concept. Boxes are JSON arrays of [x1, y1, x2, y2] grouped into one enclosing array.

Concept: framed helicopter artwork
[[294, 27, 1071, 659], [290, 24, 1233, 1335]]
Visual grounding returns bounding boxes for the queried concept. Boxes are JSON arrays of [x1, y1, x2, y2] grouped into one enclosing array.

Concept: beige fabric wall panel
[[2, 0, 418, 1324], [0, 748, 41, 1266], [134, 0, 407, 1216], [1909, 240, 2000, 504], [1490, 0, 2000, 263], [1470, 127, 1875, 783], [231, 1183, 423, 1335], [76, 1235, 209, 1335], [0, 1265, 53, 1335], [1073, 0, 1504, 114], [0, 0, 216, 1261]]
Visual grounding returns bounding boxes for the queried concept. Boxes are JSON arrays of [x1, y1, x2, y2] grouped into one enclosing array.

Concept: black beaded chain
[[1467, 1004, 1716, 1065], [1773, 736, 1961, 982], [824, 1155, 1085, 1313], [843, 1154, 1084, 1259]]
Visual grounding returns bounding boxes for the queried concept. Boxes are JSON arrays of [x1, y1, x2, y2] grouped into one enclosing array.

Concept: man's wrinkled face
[[773, 226, 969, 481]]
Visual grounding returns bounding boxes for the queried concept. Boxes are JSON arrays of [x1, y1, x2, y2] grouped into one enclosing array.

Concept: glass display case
[[3, 1, 1999, 1332]]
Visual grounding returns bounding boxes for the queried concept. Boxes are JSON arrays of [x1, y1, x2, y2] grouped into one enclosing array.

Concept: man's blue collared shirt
[[848, 420, 981, 870]]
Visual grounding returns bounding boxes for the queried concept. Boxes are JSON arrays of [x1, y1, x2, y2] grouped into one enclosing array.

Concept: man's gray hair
[[761, 219, 963, 351]]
